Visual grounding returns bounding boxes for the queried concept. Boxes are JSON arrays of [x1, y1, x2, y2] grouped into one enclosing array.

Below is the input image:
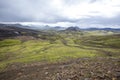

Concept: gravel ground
[[0, 57, 120, 80]]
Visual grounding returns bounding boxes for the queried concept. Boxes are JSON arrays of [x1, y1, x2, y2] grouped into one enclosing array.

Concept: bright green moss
[[0, 39, 21, 47]]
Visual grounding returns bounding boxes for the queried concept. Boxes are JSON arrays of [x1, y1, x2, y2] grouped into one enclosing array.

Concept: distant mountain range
[[0, 23, 120, 31], [65, 26, 120, 32], [80, 28, 120, 31], [0, 23, 120, 40]]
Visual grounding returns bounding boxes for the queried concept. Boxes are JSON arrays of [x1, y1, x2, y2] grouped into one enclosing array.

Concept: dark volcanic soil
[[0, 57, 120, 80]]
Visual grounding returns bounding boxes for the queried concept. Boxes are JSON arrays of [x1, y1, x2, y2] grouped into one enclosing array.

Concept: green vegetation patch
[[75, 35, 120, 48], [0, 33, 120, 71], [0, 39, 21, 47], [0, 39, 101, 70]]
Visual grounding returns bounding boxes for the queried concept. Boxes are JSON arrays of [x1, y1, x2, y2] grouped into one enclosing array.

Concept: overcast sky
[[0, 0, 120, 28]]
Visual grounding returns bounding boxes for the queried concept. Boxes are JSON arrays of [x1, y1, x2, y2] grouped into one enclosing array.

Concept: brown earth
[[0, 57, 120, 80]]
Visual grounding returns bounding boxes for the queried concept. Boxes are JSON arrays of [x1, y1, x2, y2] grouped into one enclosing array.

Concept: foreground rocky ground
[[0, 57, 120, 80]]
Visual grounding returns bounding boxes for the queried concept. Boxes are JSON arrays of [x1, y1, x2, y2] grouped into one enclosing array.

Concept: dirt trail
[[0, 57, 120, 80]]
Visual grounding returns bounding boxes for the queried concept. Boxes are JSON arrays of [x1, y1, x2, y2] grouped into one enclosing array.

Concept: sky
[[0, 0, 120, 28]]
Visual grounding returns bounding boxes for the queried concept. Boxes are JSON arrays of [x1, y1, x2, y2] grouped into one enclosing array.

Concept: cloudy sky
[[0, 0, 120, 28]]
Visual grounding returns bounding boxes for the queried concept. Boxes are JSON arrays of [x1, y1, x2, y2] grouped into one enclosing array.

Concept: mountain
[[27, 25, 66, 31], [0, 24, 39, 39], [1, 23, 120, 32], [65, 26, 80, 31], [52, 26, 66, 31], [81, 28, 120, 31]]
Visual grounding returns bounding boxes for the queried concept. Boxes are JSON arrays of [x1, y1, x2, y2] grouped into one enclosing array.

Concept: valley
[[0, 24, 120, 80]]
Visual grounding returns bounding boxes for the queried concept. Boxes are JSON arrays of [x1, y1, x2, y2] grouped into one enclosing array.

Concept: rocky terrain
[[0, 57, 120, 80]]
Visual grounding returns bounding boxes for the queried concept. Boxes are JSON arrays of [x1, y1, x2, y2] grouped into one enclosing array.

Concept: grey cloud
[[89, 0, 97, 3], [63, 0, 97, 5], [0, 0, 120, 28], [63, 0, 81, 5], [0, 0, 54, 22], [0, 0, 78, 23], [76, 15, 120, 26]]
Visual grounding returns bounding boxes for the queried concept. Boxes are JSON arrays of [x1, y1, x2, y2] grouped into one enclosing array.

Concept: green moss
[[0, 39, 100, 70], [0, 39, 21, 47], [0, 34, 120, 71]]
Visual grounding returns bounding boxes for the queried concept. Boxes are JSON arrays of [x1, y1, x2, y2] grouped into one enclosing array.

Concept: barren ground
[[0, 57, 120, 80]]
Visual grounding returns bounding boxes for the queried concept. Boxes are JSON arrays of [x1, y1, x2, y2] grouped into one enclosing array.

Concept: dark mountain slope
[[0, 24, 39, 39], [66, 26, 80, 31]]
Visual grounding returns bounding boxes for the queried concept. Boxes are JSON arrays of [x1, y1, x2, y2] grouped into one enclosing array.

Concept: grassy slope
[[0, 32, 120, 71], [0, 39, 99, 70], [75, 34, 120, 48]]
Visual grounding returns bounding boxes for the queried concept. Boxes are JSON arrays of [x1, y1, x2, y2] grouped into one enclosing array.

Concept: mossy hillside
[[0, 39, 21, 47], [0, 33, 120, 71], [0, 39, 101, 70], [75, 35, 120, 48]]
